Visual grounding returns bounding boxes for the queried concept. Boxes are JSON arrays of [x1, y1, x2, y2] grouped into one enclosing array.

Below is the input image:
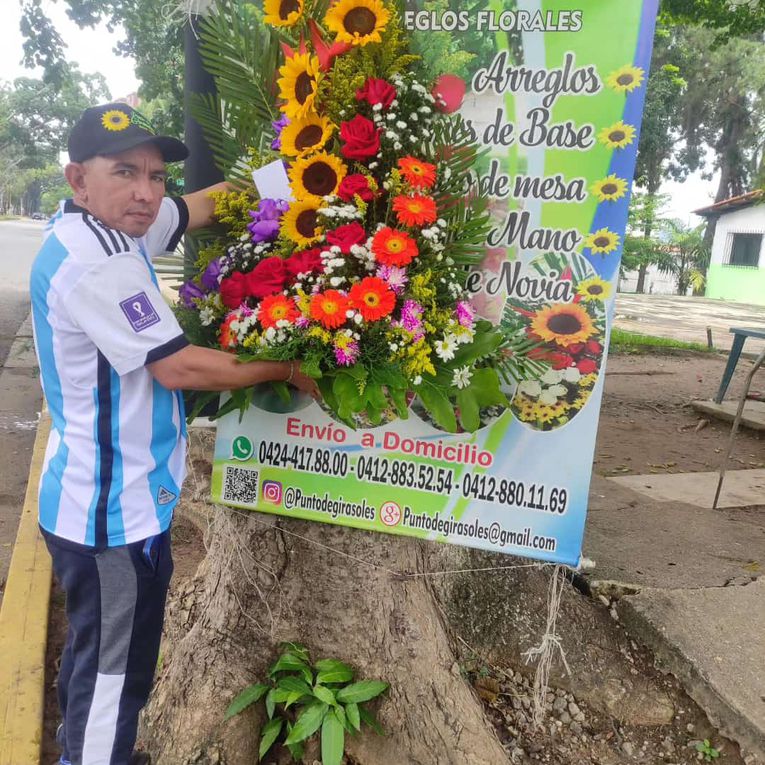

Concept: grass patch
[[610, 328, 714, 354]]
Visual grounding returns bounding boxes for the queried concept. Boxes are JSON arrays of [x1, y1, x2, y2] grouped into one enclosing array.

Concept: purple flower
[[334, 339, 360, 366], [376, 264, 408, 294], [400, 299, 424, 333], [201, 258, 222, 291], [179, 280, 205, 308], [456, 300, 475, 328], [247, 198, 289, 243], [248, 218, 281, 243], [271, 115, 290, 150], [296, 315, 310, 329]]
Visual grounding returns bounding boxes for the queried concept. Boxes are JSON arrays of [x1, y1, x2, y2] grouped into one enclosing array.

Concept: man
[[30, 103, 318, 765]]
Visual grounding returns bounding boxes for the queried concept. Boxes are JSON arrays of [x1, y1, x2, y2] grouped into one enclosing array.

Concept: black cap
[[68, 102, 189, 164]]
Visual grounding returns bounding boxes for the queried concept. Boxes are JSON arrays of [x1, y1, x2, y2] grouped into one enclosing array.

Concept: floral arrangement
[[178, 0, 542, 431], [502, 254, 608, 432]]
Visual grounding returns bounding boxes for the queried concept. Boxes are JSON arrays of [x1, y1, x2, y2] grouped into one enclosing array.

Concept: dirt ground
[[40, 349, 763, 764]]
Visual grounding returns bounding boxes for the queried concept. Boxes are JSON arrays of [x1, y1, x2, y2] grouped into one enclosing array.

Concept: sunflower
[[278, 53, 321, 120], [310, 290, 351, 329], [576, 276, 612, 302], [607, 65, 645, 94], [325, 0, 390, 47], [371, 227, 419, 267], [263, 0, 304, 26], [280, 112, 334, 157], [584, 228, 621, 255], [598, 121, 636, 149], [281, 199, 324, 248], [392, 194, 437, 227], [101, 109, 131, 132], [349, 276, 396, 321], [398, 157, 436, 190], [289, 152, 347, 201], [259, 295, 299, 329], [531, 303, 596, 348], [591, 174, 628, 202]]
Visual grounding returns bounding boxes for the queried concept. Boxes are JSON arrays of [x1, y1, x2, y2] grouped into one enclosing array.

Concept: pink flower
[[400, 299, 424, 333], [455, 301, 475, 328], [334, 339, 360, 366], [376, 264, 408, 294]]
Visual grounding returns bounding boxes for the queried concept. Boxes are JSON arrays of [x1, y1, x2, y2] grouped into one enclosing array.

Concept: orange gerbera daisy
[[371, 227, 419, 267], [219, 314, 238, 352], [259, 294, 299, 329], [398, 157, 436, 190], [393, 194, 437, 227], [310, 290, 350, 329], [349, 276, 396, 321]]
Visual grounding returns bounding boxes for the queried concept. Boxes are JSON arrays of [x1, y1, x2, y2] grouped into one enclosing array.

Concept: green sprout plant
[[225, 642, 389, 764], [696, 739, 721, 761]]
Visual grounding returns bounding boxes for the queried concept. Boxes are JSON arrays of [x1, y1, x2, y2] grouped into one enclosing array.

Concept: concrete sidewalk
[[583, 474, 765, 761]]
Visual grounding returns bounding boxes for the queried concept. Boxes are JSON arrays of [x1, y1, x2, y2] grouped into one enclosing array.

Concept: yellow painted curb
[[0, 411, 52, 765]]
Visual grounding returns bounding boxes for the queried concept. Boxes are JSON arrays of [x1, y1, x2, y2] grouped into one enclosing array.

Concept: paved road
[[613, 293, 765, 354], [0, 219, 44, 598], [0, 219, 44, 364]]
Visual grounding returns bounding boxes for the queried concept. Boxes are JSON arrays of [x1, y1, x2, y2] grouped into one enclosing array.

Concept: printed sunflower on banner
[[177, 0, 544, 431], [500, 253, 608, 432]]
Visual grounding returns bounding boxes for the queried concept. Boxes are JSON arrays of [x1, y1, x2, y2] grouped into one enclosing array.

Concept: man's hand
[[182, 181, 231, 231], [290, 362, 321, 400]]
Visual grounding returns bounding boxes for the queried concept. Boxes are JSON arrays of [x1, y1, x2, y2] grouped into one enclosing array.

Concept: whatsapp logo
[[231, 436, 254, 461]]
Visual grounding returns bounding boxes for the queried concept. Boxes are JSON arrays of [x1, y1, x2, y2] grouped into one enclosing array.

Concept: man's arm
[[182, 181, 230, 231], [147, 344, 319, 396]]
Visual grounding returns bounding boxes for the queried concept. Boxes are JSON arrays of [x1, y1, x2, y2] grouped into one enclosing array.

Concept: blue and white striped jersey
[[31, 197, 191, 547]]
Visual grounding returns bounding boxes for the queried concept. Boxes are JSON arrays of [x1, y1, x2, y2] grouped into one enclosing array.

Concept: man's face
[[69, 144, 167, 237]]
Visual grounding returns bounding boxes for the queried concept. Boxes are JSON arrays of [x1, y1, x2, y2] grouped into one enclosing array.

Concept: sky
[[0, 1, 719, 222]]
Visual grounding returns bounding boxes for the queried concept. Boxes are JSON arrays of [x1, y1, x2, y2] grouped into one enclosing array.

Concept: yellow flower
[[289, 152, 347, 201], [579, 373, 599, 388], [398, 338, 436, 377], [278, 53, 321, 120], [281, 198, 324, 247], [307, 326, 332, 343], [531, 303, 596, 348], [101, 109, 130, 132], [280, 112, 335, 157], [263, 0, 304, 27], [325, 0, 390, 47], [409, 271, 435, 301], [591, 174, 628, 202], [607, 65, 645, 94], [584, 228, 621, 255], [598, 121, 636, 149], [571, 393, 591, 410], [576, 276, 612, 302]]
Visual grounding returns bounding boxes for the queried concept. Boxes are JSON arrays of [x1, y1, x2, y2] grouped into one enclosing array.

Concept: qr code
[[222, 466, 260, 505]]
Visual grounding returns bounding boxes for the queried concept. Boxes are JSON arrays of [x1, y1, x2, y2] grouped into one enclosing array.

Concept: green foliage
[[610, 328, 712, 355], [695, 739, 721, 761], [224, 643, 388, 763], [661, 0, 765, 39], [20, 0, 184, 134]]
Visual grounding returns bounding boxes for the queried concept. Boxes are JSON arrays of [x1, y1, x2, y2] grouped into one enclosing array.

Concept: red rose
[[326, 222, 367, 253], [340, 115, 381, 161], [285, 248, 323, 280], [577, 358, 598, 374], [586, 340, 603, 354], [338, 174, 374, 202], [566, 343, 585, 354], [245, 257, 288, 299], [219, 271, 250, 309], [356, 77, 397, 108], [551, 352, 575, 370]]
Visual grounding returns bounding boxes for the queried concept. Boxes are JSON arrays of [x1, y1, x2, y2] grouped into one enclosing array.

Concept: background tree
[[20, 0, 184, 135], [661, 0, 765, 38], [655, 219, 710, 295], [621, 191, 670, 292], [631, 27, 688, 292]]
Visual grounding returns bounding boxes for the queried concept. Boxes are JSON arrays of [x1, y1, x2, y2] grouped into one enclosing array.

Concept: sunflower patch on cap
[[68, 101, 187, 163]]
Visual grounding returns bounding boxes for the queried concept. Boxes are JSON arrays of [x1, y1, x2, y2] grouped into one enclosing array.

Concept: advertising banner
[[211, 0, 659, 566]]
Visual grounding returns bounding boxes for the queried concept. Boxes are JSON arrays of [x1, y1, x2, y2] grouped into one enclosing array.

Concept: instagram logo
[[262, 480, 283, 505]]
